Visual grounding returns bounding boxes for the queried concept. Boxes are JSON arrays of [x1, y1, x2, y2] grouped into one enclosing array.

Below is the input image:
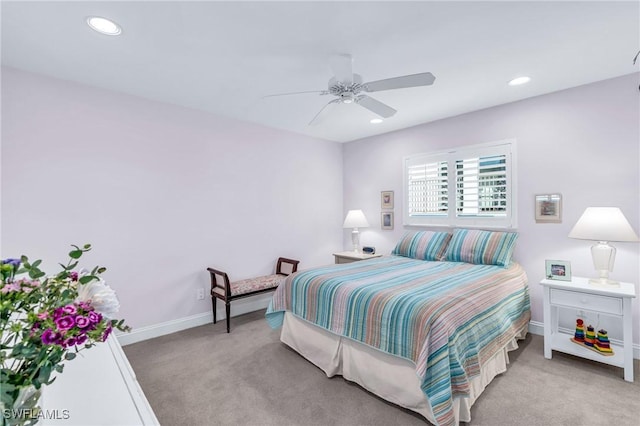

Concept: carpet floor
[[124, 310, 640, 425]]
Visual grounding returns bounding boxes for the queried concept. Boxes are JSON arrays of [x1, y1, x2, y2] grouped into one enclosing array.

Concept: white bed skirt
[[281, 311, 527, 425]]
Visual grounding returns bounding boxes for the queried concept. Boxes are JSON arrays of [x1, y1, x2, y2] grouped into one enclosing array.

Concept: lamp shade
[[343, 210, 369, 228], [568, 207, 639, 242]]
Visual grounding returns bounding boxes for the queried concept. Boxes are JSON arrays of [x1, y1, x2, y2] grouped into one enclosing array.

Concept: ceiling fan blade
[[308, 99, 341, 126], [363, 72, 436, 93], [329, 54, 353, 85], [355, 95, 397, 118], [262, 90, 329, 99]]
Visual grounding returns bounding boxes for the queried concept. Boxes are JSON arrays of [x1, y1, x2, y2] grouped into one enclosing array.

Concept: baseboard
[[529, 320, 640, 360], [116, 295, 272, 346]]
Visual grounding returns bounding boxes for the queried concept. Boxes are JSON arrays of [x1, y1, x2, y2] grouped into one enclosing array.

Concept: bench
[[207, 257, 300, 333]]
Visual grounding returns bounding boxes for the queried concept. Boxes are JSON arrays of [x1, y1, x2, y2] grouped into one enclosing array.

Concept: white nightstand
[[333, 251, 382, 264], [540, 277, 636, 382]]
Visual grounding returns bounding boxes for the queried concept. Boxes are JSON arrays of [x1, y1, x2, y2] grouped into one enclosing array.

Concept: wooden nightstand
[[333, 251, 382, 264], [540, 277, 636, 382]]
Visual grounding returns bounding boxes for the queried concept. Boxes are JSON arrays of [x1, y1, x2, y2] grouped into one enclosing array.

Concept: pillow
[[392, 231, 452, 261], [444, 229, 518, 267]]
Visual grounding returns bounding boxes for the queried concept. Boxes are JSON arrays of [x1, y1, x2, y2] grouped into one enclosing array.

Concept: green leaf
[[31, 260, 42, 268], [65, 352, 76, 361], [28, 269, 45, 280], [79, 275, 97, 284], [83, 244, 92, 250], [69, 250, 83, 259]]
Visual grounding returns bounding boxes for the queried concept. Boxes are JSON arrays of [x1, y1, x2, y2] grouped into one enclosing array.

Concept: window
[[403, 140, 516, 228]]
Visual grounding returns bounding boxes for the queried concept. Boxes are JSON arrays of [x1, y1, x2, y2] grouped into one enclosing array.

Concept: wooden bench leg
[[225, 301, 231, 333], [212, 296, 217, 324]]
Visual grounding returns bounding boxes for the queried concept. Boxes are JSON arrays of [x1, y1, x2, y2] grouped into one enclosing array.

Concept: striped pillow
[[444, 229, 518, 267], [392, 231, 452, 261]]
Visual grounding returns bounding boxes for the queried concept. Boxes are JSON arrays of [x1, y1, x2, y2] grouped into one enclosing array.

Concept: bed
[[265, 230, 530, 426]]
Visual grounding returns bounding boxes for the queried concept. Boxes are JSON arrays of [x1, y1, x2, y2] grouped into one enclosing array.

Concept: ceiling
[[2, 1, 639, 143]]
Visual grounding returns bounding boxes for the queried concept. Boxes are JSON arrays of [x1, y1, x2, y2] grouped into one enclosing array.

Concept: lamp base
[[351, 228, 360, 253], [588, 278, 620, 288]]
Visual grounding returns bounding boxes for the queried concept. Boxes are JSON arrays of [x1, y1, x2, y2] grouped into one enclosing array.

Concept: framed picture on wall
[[545, 259, 572, 281], [535, 194, 562, 223], [381, 191, 394, 209], [381, 212, 394, 230]]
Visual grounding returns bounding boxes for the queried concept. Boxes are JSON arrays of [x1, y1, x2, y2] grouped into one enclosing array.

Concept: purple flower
[[55, 315, 75, 331], [102, 326, 112, 341], [69, 271, 79, 281], [75, 334, 87, 345], [64, 337, 77, 347], [62, 304, 77, 315], [2, 258, 21, 267], [88, 311, 102, 324], [75, 316, 90, 328], [42, 329, 62, 345]]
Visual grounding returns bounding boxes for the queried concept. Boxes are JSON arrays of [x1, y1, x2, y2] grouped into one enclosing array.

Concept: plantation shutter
[[455, 153, 507, 217], [407, 160, 448, 216], [403, 140, 515, 228]]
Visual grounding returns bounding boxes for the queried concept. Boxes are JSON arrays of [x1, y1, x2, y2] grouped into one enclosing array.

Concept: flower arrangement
[[0, 244, 129, 426]]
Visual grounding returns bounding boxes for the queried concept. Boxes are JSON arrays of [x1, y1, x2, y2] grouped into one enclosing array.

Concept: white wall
[[343, 73, 640, 346], [1, 67, 344, 330]]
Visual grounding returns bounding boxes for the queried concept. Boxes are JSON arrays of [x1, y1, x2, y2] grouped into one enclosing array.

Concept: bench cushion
[[213, 274, 285, 297]]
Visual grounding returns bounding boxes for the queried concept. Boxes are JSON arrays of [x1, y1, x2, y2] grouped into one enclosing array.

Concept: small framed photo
[[545, 260, 572, 281], [381, 212, 394, 230], [381, 191, 394, 209], [535, 194, 562, 223]]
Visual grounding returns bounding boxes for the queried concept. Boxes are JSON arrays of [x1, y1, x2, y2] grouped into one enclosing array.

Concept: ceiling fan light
[[87, 16, 122, 35], [370, 118, 383, 124], [508, 76, 531, 86]]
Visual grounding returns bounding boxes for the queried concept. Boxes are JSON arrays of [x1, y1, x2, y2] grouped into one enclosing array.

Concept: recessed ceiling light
[[508, 76, 531, 86], [87, 16, 122, 35], [370, 118, 383, 124]]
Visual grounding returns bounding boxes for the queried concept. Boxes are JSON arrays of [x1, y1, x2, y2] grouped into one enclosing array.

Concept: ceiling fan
[[264, 54, 436, 125]]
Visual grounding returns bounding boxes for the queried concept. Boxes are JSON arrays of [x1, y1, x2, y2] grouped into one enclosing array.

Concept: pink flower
[[42, 329, 62, 345], [1, 282, 21, 293], [37, 312, 48, 320], [55, 315, 75, 331], [62, 304, 77, 315], [75, 316, 90, 328]]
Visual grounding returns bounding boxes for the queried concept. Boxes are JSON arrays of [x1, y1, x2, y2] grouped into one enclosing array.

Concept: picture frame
[[381, 191, 394, 209], [545, 259, 572, 281], [381, 212, 394, 230], [535, 193, 562, 223]]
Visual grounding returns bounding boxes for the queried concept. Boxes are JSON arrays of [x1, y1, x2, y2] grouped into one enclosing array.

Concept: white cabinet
[[43, 336, 159, 425], [540, 277, 636, 382], [333, 251, 382, 264]]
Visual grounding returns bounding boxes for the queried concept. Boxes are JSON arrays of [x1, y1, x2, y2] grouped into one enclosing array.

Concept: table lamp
[[568, 207, 639, 286], [343, 210, 369, 253]]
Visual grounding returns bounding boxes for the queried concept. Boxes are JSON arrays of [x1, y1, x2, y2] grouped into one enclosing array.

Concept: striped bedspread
[[266, 255, 530, 426]]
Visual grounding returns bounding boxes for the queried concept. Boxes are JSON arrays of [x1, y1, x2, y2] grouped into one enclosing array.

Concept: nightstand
[[333, 251, 382, 264], [540, 277, 636, 382]]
